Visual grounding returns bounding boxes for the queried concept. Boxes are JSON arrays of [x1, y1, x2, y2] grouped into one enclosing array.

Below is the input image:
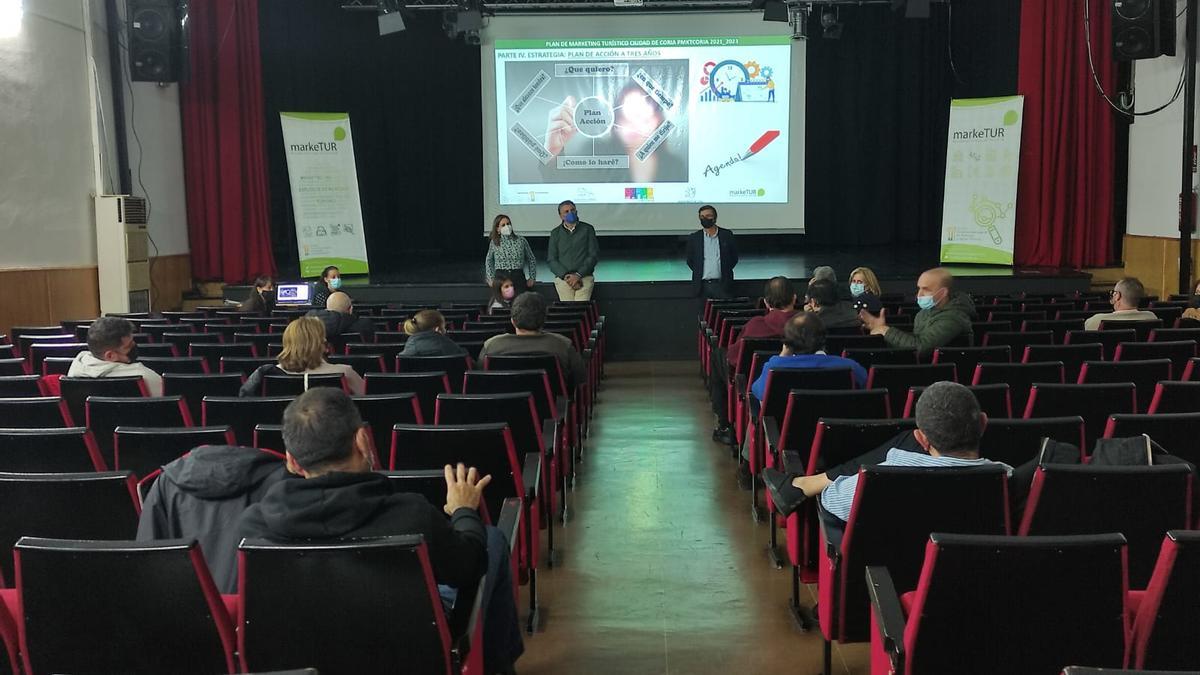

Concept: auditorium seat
[[463, 370, 564, 440], [1114, 340, 1197, 379], [14, 537, 236, 675], [1100, 318, 1163, 342], [114, 426, 236, 478], [163, 332, 221, 354], [251, 424, 286, 454], [867, 533, 1127, 674], [347, 341, 407, 364], [325, 331, 364, 353], [396, 355, 472, 393], [1078, 359, 1172, 412], [814, 465, 1010, 673], [973, 361, 1065, 416], [1103, 412, 1200, 464], [0, 396, 72, 427], [969, 321, 1012, 345], [204, 323, 253, 342], [59, 376, 146, 431], [841, 348, 919, 370], [218, 356, 275, 376], [1025, 383, 1136, 449], [1149, 327, 1200, 343], [39, 357, 75, 376], [237, 535, 483, 675], [0, 360, 26, 378], [85, 395, 192, 467], [139, 356, 209, 375], [485, 353, 582, 451], [329, 353, 387, 375], [1022, 318, 1085, 343], [981, 330, 1053, 355], [261, 374, 345, 397], [134, 342, 179, 357], [1149, 306, 1184, 325], [932, 346, 1010, 381], [10, 326, 69, 356], [979, 416, 1086, 467], [352, 393, 423, 457], [866, 364, 956, 413], [0, 376, 43, 398], [27, 342, 86, 377], [1128, 531, 1200, 670], [364, 372, 450, 423], [824, 334, 885, 354], [190, 343, 256, 372], [903, 383, 1011, 418], [0, 471, 139, 586], [1019, 464, 1192, 587], [202, 396, 293, 446], [1022, 343, 1102, 383], [0, 427, 104, 472], [1146, 380, 1200, 413], [1067, 328, 1135, 360], [14, 333, 73, 361], [233, 332, 274, 356], [988, 309, 1045, 324], [163, 373, 244, 422]]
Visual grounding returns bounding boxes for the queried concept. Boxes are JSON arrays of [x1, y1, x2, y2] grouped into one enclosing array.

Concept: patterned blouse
[[484, 234, 537, 283]]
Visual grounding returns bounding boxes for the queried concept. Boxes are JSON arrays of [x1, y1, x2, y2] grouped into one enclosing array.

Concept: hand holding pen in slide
[[545, 95, 578, 157]]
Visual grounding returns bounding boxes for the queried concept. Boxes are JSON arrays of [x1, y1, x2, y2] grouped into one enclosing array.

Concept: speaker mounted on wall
[[1112, 0, 1177, 61], [128, 0, 190, 82]]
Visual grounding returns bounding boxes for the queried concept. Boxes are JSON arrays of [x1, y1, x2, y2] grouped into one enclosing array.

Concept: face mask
[[563, 211, 578, 224], [124, 344, 139, 363], [328, 277, 342, 290], [700, 217, 716, 229], [500, 224, 513, 236], [916, 294, 936, 311], [849, 282, 865, 297], [502, 286, 516, 300], [261, 289, 276, 303]]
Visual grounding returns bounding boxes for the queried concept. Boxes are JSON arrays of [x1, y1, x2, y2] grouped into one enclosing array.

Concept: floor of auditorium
[[518, 361, 866, 674]]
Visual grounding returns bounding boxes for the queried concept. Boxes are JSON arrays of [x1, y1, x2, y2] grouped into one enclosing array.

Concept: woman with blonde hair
[[849, 266, 883, 298], [400, 309, 468, 357], [239, 317, 365, 396]]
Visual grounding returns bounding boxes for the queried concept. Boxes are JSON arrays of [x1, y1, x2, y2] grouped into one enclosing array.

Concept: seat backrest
[[1100, 318, 1163, 341], [969, 321, 1012, 345], [463, 370, 557, 422], [1149, 327, 1200, 343], [16, 537, 235, 675], [1067, 328, 1136, 359], [982, 330, 1053, 352], [1104, 412, 1200, 464], [261, 374, 344, 397], [979, 416, 1085, 466], [28, 343, 86, 376], [1132, 530, 1200, 670], [378, 470, 471, 520], [777, 389, 889, 455], [1116, 341, 1197, 383], [202, 396, 293, 446], [0, 427, 103, 472], [0, 471, 138, 586], [0, 396, 68, 427], [1022, 319, 1085, 343], [389, 423, 520, 518], [327, 354, 386, 376], [395, 355, 471, 393], [1019, 464, 1192, 587], [1022, 343, 1102, 383], [833, 465, 1010, 642], [904, 533, 1127, 674], [139, 356, 208, 375], [114, 426, 236, 477], [931, 347, 1011, 382], [59, 376, 145, 429], [252, 424, 285, 454], [905, 383, 1011, 418], [352, 394, 422, 453], [484, 354, 569, 397], [840, 348, 918, 370], [363, 372, 450, 423], [760, 367, 855, 420], [163, 373, 245, 423], [219, 356, 276, 376], [1025, 382, 1136, 448], [805, 418, 918, 474], [1147, 380, 1200, 413], [1078, 359, 1172, 412], [190, 343, 255, 371], [824, 334, 885, 356], [86, 396, 191, 467], [237, 536, 453, 675], [435, 394, 543, 475], [866, 364, 956, 416], [973, 361, 1065, 415], [0, 376, 43, 398]]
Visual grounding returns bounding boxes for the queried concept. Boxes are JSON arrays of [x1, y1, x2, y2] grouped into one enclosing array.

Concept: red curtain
[[1014, 0, 1116, 268], [180, 0, 276, 282]]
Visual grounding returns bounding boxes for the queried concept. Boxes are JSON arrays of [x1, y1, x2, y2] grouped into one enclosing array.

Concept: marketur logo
[[728, 188, 763, 198]]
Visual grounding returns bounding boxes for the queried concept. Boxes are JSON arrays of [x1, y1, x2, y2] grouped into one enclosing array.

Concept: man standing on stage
[[548, 200, 600, 301], [686, 205, 739, 301]]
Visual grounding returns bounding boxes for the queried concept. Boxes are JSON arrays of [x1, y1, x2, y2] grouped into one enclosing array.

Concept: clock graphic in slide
[[709, 59, 750, 100]]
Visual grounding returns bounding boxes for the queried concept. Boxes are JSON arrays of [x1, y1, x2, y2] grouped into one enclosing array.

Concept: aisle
[[518, 361, 868, 674]]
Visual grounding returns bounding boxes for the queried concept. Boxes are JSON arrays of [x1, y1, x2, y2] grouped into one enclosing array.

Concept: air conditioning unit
[[95, 195, 151, 314]]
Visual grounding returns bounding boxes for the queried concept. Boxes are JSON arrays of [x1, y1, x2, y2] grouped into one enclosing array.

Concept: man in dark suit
[[686, 205, 739, 300]]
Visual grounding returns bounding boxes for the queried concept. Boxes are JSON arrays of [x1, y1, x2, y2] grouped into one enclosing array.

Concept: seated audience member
[[67, 316, 163, 396], [311, 265, 345, 309], [711, 276, 799, 443], [237, 388, 523, 672], [240, 317, 365, 396], [805, 279, 861, 331], [306, 291, 375, 342], [859, 267, 975, 357], [763, 382, 1015, 540], [1084, 277, 1159, 330], [489, 275, 517, 314], [750, 312, 868, 402], [400, 309, 468, 357], [848, 266, 882, 299], [240, 275, 275, 314], [810, 265, 837, 285], [478, 291, 587, 388], [137, 445, 291, 593]]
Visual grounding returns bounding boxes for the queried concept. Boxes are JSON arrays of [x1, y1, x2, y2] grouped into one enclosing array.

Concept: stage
[[226, 246, 1093, 360]]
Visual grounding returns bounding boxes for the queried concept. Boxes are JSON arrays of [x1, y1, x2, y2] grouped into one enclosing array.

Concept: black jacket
[[240, 290, 274, 315], [306, 308, 375, 342], [685, 227, 739, 295], [238, 471, 487, 590], [136, 445, 292, 593], [401, 331, 468, 357], [814, 303, 863, 331]]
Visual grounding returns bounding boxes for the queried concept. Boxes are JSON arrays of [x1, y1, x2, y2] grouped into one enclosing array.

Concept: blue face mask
[[563, 211, 578, 224], [329, 277, 342, 290], [849, 282, 865, 297], [916, 294, 936, 310]]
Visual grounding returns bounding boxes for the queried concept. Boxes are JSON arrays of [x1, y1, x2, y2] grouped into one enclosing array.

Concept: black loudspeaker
[[128, 0, 189, 82], [1112, 0, 1177, 61]]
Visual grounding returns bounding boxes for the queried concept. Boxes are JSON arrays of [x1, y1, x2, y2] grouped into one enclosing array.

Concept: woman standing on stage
[[485, 214, 537, 292]]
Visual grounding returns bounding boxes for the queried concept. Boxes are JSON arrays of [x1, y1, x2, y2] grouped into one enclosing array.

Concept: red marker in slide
[[741, 130, 781, 160]]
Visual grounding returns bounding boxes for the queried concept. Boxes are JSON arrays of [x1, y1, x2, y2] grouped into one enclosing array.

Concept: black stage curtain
[[258, 3, 484, 277], [803, 0, 1020, 246]]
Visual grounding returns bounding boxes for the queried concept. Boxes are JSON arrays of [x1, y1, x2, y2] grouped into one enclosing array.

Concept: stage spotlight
[[820, 7, 842, 39], [760, 0, 789, 23], [377, 0, 406, 36], [788, 4, 809, 40], [443, 2, 483, 44]]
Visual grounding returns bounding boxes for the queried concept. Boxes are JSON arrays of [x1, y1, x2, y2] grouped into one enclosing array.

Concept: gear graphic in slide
[[762, 66, 774, 79], [745, 60, 761, 79]]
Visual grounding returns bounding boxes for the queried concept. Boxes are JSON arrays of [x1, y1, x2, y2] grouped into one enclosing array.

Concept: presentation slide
[[481, 15, 805, 235]]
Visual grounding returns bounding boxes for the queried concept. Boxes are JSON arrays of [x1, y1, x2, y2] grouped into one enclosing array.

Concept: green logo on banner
[[333, 127, 347, 141], [1003, 110, 1019, 126]]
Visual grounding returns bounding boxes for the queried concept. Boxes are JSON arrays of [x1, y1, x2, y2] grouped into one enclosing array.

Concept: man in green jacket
[[548, 200, 600, 301], [860, 267, 976, 357]]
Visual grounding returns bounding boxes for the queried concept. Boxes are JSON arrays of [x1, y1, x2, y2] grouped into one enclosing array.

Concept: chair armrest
[[497, 497, 522, 555], [541, 419, 558, 460], [866, 565, 907, 670], [522, 452, 541, 501], [781, 450, 805, 475], [762, 416, 782, 457], [818, 507, 841, 562], [553, 396, 569, 422], [451, 572, 487, 665], [735, 373, 748, 399]]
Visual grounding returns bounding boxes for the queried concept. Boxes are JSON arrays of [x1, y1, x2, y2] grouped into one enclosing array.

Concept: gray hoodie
[[66, 351, 164, 397]]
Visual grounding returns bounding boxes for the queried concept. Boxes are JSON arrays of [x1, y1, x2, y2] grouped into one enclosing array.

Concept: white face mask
[[500, 224, 513, 236]]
